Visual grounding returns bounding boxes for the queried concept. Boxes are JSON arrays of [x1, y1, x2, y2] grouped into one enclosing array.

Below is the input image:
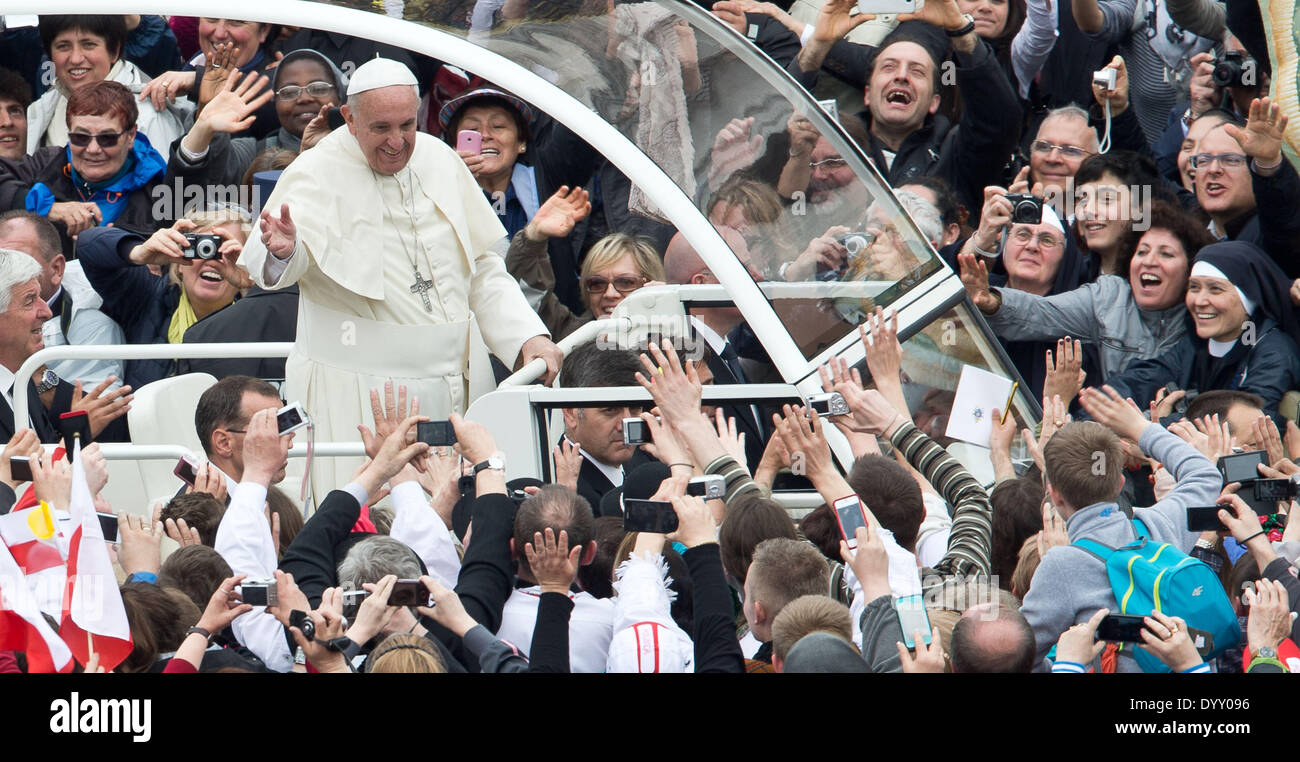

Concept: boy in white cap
[[238, 58, 561, 496]]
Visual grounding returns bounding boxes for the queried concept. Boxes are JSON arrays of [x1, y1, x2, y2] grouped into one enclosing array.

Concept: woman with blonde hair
[[507, 230, 664, 340], [366, 633, 446, 674]]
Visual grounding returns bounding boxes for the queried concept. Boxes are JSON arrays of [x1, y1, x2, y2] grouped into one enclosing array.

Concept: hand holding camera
[[242, 408, 292, 487], [345, 574, 400, 646], [1091, 55, 1129, 115], [128, 219, 202, 267]]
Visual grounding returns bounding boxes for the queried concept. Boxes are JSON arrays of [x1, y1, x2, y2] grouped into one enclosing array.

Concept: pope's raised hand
[[259, 204, 297, 258]]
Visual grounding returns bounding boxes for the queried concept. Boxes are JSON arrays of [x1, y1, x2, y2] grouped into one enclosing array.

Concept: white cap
[[345, 57, 417, 96]]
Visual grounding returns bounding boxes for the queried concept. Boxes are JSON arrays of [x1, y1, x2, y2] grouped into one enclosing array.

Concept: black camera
[[288, 609, 315, 641], [182, 233, 222, 260], [1003, 194, 1043, 224], [836, 231, 876, 256], [416, 420, 456, 447], [1212, 50, 1252, 88]]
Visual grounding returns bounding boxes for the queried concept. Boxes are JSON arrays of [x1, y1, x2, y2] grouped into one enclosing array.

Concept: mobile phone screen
[[834, 497, 867, 544], [623, 499, 678, 533], [895, 594, 932, 649], [1097, 614, 1147, 643]]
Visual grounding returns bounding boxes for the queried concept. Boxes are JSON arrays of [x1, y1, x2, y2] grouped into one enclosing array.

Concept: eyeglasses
[[809, 156, 848, 170], [1190, 152, 1247, 169], [585, 275, 647, 294], [1010, 227, 1062, 249], [68, 131, 128, 148], [1029, 140, 1094, 159], [275, 81, 336, 101]]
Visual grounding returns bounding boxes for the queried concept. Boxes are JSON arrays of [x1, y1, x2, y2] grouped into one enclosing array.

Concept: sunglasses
[[68, 130, 129, 148], [584, 275, 646, 294]]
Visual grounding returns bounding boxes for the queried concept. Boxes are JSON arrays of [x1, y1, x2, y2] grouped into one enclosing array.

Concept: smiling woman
[[0, 80, 169, 253], [28, 14, 191, 155]]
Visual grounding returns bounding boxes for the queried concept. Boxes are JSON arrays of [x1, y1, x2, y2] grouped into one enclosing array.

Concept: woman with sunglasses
[[0, 80, 168, 252], [28, 15, 190, 159], [507, 230, 665, 340]]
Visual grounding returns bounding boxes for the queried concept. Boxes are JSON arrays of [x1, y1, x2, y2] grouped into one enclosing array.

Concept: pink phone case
[[456, 129, 482, 155]]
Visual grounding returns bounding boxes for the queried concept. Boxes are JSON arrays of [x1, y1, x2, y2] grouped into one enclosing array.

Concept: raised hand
[[957, 250, 998, 314], [361, 381, 418, 460], [242, 408, 292, 487], [1043, 337, 1085, 407], [117, 511, 162, 576], [195, 69, 272, 134], [187, 461, 228, 503], [772, 404, 834, 481], [666, 494, 717, 549], [837, 387, 906, 437], [524, 186, 591, 242], [639, 410, 691, 472], [1077, 385, 1150, 442], [713, 408, 747, 466], [1036, 500, 1069, 557], [1138, 612, 1203, 672], [1225, 97, 1288, 166], [1091, 55, 1130, 115], [1253, 415, 1286, 468], [784, 225, 849, 282], [1245, 579, 1293, 652], [810, 0, 876, 43], [31, 452, 72, 513], [896, 627, 946, 673], [525, 528, 582, 594], [258, 204, 297, 258], [552, 436, 583, 492], [128, 219, 198, 266], [299, 104, 333, 151], [196, 574, 255, 634], [636, 340, 703, 428], [708, 116, 764, 187], [140, 69, 194, 111], [860, 307, 904, 389], [196, 42, 239, 110]]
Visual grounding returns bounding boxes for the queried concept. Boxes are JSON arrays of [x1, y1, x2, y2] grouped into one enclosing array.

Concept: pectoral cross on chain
[[410, 268, 433, 313]]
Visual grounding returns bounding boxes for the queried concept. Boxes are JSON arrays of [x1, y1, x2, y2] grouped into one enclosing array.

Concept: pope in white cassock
[[238, 59, 562, 496]]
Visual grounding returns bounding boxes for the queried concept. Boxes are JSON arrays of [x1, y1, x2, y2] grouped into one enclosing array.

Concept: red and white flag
[[59, 441, 132, 670], [0, 500, 67, 617], [0, 537, 73, 672]]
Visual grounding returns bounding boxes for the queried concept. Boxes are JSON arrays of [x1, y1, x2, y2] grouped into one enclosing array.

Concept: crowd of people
[[0, 2, 1297, 675]]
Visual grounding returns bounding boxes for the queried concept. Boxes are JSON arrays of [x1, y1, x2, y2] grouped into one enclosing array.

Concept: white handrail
[[11, 342, 294, 431], [499, 317, 630, 387]]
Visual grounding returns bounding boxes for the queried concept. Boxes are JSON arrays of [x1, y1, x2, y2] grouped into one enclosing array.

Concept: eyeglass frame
[[809, 156, 848, 171], [1189, 152, 1248, 170], [274, 81, 338, 101], [1029, 140, 1095, 160], [1008, 225, 1064, 249]]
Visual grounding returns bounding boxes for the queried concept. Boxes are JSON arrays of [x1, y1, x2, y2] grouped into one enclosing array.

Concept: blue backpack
[[1073, 518, 1239, 673]]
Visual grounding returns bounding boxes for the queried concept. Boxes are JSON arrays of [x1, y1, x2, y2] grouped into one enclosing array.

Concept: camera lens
[[196, 237, 218, 259]]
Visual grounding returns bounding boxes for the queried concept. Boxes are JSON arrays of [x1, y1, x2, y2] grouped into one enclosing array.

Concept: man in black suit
[[560, 341, 657, 514], [0, 249, 131, 444], [663, 227, 769, 470]]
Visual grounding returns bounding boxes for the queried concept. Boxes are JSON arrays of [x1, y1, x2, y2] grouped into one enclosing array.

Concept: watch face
[[42, 370, 57, 385]]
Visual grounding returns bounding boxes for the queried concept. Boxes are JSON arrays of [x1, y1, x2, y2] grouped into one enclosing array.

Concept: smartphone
[[1217, 450, 1267, 484], [9, 456, 32, 483], [173, 455, 199, 486], [1187, 505, 1228, 532], [687, 474, 725, 499], [326, 106, 346, 131], [416, 420, 457, 447], [456, 129, 482, 155], [1097, 614, 1147, 643], [97, 511, 119, 543], [623, 498, 679, 533], [622, 417, 650, 446], [895, 593, 932, 649], [833, 494, 868, 550], [58, 410, 91, 462], [1253, 477, 1298, 503], [388, 579, 431, 607], [276, 402, 309, 435]]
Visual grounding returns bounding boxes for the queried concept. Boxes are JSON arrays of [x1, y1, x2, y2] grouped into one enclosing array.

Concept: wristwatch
[[185, 626, 213, 643], [472, 453, 506, 476], [947, 13, 976, 37], [35, 368, 59, 394], [1256, 646, 1278, 659]]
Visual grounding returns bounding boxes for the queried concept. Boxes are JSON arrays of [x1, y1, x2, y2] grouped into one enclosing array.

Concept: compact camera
[[1212, 50, 1252, 88], [1003, 194, 1044, 225], [182, 233, 222, 260], [806, 392, 850, 417], [1092, 67, 1117, 92], [836, 231, 877, 256], [277, 402, 309, 435], [239, 580, 278, 607]]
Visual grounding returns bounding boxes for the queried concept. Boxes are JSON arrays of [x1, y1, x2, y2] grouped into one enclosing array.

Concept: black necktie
[[719, 341, 747, 384]]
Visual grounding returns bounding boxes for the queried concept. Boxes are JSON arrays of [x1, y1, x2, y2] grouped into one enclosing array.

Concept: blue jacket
[[76, 226, 179, 389]]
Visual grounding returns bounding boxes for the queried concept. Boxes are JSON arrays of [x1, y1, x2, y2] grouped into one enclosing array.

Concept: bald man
[[664, 225, 768, 468]]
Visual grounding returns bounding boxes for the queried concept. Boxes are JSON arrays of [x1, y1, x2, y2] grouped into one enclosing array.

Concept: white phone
[[854, 0, 922, 15]]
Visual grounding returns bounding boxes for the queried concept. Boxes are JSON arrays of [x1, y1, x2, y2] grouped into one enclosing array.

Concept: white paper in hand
[[944, 365, 1013, 447]]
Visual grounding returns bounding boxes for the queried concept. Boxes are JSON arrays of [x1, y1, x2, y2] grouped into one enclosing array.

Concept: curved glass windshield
[[315, 0, 945, 364]]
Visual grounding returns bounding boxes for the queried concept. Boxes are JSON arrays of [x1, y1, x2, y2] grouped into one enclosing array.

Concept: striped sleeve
[[704, 455, 762, 505], [1051, 660, 1087, 674], [889, 422, 993, 579]]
